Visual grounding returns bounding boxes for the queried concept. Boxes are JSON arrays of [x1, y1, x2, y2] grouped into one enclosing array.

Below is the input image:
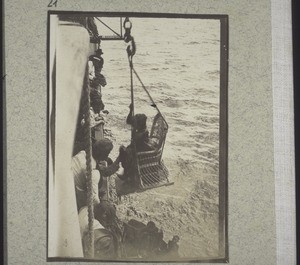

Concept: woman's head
[[92, 138, 113, 161], [134, 114, 147, 132]]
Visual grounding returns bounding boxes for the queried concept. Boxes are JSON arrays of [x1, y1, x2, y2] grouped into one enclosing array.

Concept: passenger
[[126, 103, 154, 152], [78, 86, 108, 128], [94, 200, 124, 258], [72, 92, 109, 158], [89, 49, 106, 96], [118, 104, 154, 183], [79, 204, 117, 259], [86, 17, 99, 39], [90, 86, 107, 114], [72, 138, 120, 210], [94, 48, 104, 75], [90, 73, 107, 91], [94, 140, 122, 200], [89, 49, 105, 84]]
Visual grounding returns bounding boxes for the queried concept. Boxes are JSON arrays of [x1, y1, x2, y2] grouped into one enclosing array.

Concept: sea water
[[99, 17, 221, 258]]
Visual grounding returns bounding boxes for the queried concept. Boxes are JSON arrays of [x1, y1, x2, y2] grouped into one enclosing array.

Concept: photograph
[[47, 12, 228, 262]]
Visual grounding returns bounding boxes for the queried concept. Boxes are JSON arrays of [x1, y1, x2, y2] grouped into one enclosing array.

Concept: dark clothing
[[89, 55, 104, 75], [123, 219, 162, 258], [86, 17, 99, 38], [97, 157, 120, 178], [118, 111, 155, 182], [90, 87, 105, 113], [89, 55, 105, 93], [94, 57, 104, 74], [126, 112, 153, 152], [91, 75, 106, 89], [133, 130, 154, 152], [118, 146, 136, 183], [97, 157, 120, 200]]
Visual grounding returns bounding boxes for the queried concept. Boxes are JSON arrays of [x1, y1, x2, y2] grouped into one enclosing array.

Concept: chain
[[123, 17, 136, 67]]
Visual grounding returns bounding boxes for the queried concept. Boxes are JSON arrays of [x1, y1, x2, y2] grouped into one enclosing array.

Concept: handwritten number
[[48, 0, 58, 7]]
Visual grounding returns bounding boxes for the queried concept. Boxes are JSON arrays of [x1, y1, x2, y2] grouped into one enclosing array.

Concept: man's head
[[95, 48, 104, 56], [94, 200, 117, 228], [92, 138, 113, 162]]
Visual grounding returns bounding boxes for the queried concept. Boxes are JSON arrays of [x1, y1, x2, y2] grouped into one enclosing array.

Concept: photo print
[[47, 12, 228, 262]]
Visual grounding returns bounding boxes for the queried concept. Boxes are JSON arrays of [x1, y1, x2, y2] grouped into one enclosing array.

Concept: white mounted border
[[272, 0, 296, 264]]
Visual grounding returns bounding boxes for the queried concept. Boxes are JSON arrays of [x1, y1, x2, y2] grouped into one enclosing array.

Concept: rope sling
[[123, 18, 171, 193]]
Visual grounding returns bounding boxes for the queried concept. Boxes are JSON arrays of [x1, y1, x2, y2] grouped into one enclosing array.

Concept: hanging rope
[[123, 17, 142, 188], [116, 18, 173, 196], [123, 18, 167, 128], [132, 67, 168, 129], [124, 17, 136, 133], [83, 64, 94, 258]]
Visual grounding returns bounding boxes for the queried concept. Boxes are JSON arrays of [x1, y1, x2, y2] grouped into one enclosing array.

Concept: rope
[[83, 64, 94, 258], [123, 17, 170, 189], [128, 56, 141, 187], [132, 67, 168, 130], [123, 17, 140, 188]]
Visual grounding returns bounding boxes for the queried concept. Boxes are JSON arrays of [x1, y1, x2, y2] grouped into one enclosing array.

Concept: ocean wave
[[100, 18, 222, 258], [185, 41, 200, 45]]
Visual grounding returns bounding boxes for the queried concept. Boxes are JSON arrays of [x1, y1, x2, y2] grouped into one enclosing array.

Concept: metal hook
[[123, 17, 132, 30]]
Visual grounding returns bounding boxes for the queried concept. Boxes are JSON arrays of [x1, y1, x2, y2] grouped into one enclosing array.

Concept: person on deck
[[72, 89, 109, 156], [94, 48, 105, 75], [79, 202, 120, 259], [90, 85, 106, 112], [86, 17, 99, 39], [89, 48, 106, 89], [94, 200, 124, 257], [89, 49, 107, 119], [72, 138, 120, 210]]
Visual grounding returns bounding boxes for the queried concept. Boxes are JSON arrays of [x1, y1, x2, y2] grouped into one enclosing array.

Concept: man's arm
[[98, 157, 120, 177]]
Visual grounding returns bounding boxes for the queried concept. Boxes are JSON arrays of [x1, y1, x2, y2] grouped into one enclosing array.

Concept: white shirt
[[72, 151, 100, 204], [88, 60, 95, 80], [78, 206, 104, 238]]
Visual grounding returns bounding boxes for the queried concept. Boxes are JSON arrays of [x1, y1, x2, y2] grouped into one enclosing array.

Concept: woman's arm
[[126, 103, 134, 125]]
